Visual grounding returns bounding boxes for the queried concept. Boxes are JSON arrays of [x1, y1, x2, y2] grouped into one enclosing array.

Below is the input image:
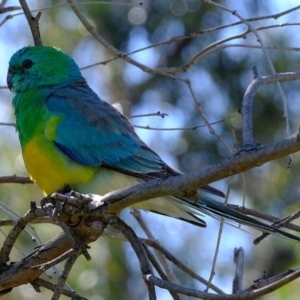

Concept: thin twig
[[33, 248, 75, 272], [229, 205, 300, 233], [143, 244, 181, 300], [111, 216, 156, 299], [130, 111, 168, 119], [0, 205, 45, 266], [0, 175, 32, 184], [146, 267, 300, 299], [187, 80, 233, 153], [32, 278, 87, 300], [67, 0, 184, 82], [144, 239, 225, 294], [0, 6, 20, 13], [242, 71, 300, 147], [131, 209, 184, 299], [0, 122, 15, 127], [52, 250, 82, 300], [133, 117, 229, 131]]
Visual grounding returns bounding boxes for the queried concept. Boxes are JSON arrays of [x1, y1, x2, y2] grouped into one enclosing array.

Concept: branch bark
[[93, 132, 300, 213]]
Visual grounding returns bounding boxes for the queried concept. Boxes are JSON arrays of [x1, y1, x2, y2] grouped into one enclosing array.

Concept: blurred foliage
[[1, 0, 300, 299]]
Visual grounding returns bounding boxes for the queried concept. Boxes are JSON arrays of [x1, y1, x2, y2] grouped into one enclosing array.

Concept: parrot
[[6, 46, 300, 242]]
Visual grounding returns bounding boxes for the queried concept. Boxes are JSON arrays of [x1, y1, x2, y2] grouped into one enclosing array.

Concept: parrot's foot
[[40, 184, 72, 209], [40, 189, 107, 229], [50, 191, 105, 210]]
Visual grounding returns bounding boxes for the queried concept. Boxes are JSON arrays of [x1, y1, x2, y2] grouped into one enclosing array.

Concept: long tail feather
[[174, 195, 300, 243]]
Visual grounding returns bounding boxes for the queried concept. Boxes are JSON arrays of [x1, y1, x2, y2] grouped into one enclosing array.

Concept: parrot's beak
[[7, 69, 14, 91]]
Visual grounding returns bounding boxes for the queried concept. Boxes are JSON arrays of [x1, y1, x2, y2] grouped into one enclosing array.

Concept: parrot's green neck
[[12, 88, 50, 149]]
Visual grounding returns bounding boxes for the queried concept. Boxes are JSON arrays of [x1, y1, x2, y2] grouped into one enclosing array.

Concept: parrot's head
[[7, 46, 82, 93]]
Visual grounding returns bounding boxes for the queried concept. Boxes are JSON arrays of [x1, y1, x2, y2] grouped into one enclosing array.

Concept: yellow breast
[[23, 136, 97, 195]]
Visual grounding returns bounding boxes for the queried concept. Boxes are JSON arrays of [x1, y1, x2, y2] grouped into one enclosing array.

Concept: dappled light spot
[[128, 6, 147, 25], [77, 269, 101, 290]]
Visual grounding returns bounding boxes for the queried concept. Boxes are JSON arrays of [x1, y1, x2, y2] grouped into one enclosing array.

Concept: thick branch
[[97, 133, 300, 213], [0, 220, 105, 291]]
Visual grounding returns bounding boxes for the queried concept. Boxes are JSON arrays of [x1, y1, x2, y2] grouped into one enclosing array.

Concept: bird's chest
[[22, 135, 97, 196]]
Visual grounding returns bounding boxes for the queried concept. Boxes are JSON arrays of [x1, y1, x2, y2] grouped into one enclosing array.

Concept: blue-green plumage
[[7, 46, 300, 242]]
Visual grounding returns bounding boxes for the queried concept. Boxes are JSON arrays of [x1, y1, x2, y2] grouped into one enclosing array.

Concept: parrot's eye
[[22, 59, 34, 69]]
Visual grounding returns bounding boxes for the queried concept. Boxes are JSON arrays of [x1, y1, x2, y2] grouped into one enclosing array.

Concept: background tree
[[1, 0, 300, 299]]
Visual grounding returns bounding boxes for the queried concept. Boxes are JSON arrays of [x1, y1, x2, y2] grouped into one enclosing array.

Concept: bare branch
[[130, 111, 169, 119], [0, 175, 32, 184], [242, 72, 300, 147], [0, 122, 15, 127], [146, 267, 300, 299], [0, 204, 45, 266], [111, 216, 157, 299], [32, 278, 87, 299], [0, 211, 105, 292], [142, 244, 182, 300], [87, 132, 300, 214], [232, 247, 244, 293], [52, 250, 82, 300], [18, 0, 42, 45], [131, 208, 183, 299], [133, 117, 229, 131], [0, 6, 20, 13], [229, 205, 300, 233], [206, 178, 234, 292], [66, 0, 183, 82], [143, 239, 225, 294]]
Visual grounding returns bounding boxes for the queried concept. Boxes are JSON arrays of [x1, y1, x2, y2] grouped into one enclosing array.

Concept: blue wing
[[46, 80, 170, 177], [46, 79, 224, 197]]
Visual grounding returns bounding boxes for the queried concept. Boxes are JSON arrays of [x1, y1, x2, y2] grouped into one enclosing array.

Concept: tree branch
[[18, 0, 42, 45], [93, 132, 300, 214]]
